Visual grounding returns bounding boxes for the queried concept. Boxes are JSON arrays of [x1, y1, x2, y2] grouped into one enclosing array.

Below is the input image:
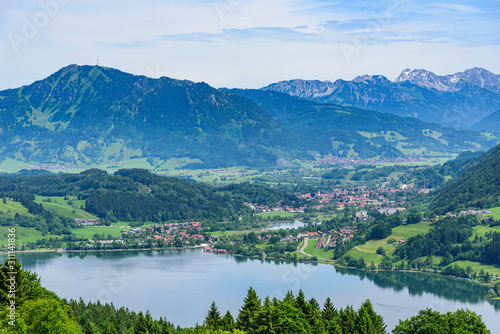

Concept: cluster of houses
[[75, 219, 99, 226], [298, 185, 410, 212], [120, 221, 207, 246], [310, 155, 424, 168], [377, 207, 407, 215], [298, 226, 357, 249], [244, 202, 307, 213], [445, 209, 493, 218], [30, 164, 73, 170]]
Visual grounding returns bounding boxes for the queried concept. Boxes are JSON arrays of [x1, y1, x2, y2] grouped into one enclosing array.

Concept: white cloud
[[433, 3, 483, 14], [0, 0, 498, 90]]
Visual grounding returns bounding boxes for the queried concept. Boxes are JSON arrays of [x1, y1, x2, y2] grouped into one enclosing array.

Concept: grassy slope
[[451, 260, 500, 277], [34, 196, 98, 220], [302, 239, 335, 259], [257, 211, 295, 219], [487, 206, 500, 219], [0, 226, 62, 247], [0, 199, 34, 219], [347, 222, 500, 273], [71, 226, 124, 239], [345, 221, 433, 264]]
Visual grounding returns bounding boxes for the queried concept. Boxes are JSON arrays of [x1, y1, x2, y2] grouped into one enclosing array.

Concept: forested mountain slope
[[0, 65, 294, 167], [231, 89, 498, 158], [432, 143, 500, 213]]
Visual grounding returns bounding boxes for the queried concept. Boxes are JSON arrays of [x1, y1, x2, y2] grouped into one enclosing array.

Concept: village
[[244, 183, 415, 214]]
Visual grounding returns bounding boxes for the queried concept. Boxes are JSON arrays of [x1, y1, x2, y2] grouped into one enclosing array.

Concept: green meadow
[[258, 211, 295, 219], [0, 199, 34, 219], [71, 226, 124, 239], [34, 196, 97, 220], [302, 239, 335, 259], [0, 226, 61, 247], [346, 221, 432, 264]]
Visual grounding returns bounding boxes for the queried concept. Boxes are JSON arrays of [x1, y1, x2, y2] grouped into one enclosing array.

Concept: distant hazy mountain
[[395, 67, 500, 93], [230, 89, 498, 158], [470, 110, 500, 133], [263, 68, 500, 129], [0, 65, 497, 169]]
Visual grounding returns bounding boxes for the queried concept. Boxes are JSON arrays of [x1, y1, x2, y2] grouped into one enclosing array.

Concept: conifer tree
[[357, 300, 386, 334], [82, 320, 98, 334], [0, 257, 29, 307], [339, 305, 358, 334], [221, 310, 235, 331], [237, 286, 261, 330], [284, 290, 295, 303], [252, 297, 276, 334], [321, 297, 338, 322], [205, 301, 221, 330], [102, 321, 117, 334], [307, 298, 325, 334], [325, 317, 343, 334], [133, 311, 149, 334], [294, 290, 309, 316]]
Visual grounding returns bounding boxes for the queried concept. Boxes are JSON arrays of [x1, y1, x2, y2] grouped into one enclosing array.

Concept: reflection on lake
[[5, 250, 500, 332]]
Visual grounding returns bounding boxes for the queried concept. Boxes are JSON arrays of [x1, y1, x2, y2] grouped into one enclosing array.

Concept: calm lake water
[[7, 250, 500, 332]]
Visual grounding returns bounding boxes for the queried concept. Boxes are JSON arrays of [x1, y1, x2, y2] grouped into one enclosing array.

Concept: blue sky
[[0, 0, 499, 90]]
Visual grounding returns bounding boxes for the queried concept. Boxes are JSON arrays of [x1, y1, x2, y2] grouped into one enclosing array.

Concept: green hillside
[[34, 196, 97, 220], [0, 65, 294, 168], [1, 65, 498, 170], [432, 143, 500, 213], [471, 110, 500, 133], [231, 89, 498, 158]]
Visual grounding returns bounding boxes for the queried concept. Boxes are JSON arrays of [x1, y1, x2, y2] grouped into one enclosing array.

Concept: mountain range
[[229, 89, 496, 159], [262, 68, 500, 130], [0, 65, 498, 168], [0, 65, 293, 168]]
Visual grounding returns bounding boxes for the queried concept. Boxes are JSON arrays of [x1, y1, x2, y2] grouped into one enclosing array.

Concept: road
[[298, 237, 312, 257], [298, 237, 334, 262]]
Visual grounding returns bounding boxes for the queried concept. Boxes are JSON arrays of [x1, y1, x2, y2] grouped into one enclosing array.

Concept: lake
[[7, 250, 500, 332]]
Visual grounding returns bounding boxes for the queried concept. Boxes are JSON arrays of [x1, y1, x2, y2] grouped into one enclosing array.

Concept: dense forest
[[408, 150, 483, 189], [0, 169, 307, 227], [432, 143, 500, 213], [217, 184, 305, 208], [0, 258, 492, 333]]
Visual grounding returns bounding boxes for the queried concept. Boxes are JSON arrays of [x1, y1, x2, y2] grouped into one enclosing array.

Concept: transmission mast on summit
[[97, 57, 99, 66]]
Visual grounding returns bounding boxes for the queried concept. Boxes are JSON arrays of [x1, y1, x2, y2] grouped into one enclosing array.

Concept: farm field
[[34, 196, 98, 220], [359, 221, 432, 254], [257, 211, 295, 219], [0, 158, 32, 173], [487, 207, 500, 219], [345, 221, 432, 264], [302, 239, 334, 259], [470, 225, 500, 241], [71, 226, 124, 239], [451, 260, 500, 277], [0, 199, 34, 219], [0, 226, 61, 247]]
